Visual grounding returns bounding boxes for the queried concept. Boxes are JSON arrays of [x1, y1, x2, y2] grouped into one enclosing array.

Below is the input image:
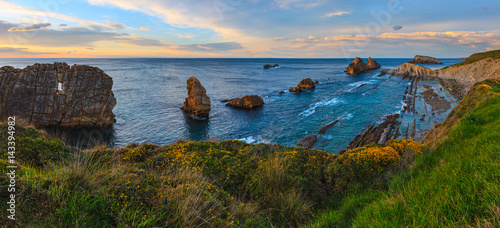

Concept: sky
[[0, 0, 498, 58]]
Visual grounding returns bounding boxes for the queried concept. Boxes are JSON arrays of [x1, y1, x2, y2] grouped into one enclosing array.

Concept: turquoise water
[[0, 58, 462, 153]]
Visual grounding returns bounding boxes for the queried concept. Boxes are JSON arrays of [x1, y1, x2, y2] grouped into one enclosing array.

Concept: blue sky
[[0, 0, 498, 58]]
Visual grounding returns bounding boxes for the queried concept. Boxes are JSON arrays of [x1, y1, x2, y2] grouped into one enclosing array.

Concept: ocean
[[0, 58, 462, 153]]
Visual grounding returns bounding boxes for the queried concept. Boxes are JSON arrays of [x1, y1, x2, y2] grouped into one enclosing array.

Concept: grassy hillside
[[309, 79, 500, 227], [0, 123, 423, 227], [454, 49, 500, 67]]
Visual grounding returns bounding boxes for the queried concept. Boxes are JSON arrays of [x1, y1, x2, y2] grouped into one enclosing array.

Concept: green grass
[[309, 79, 500, 227], [453, 49, 500, 68]]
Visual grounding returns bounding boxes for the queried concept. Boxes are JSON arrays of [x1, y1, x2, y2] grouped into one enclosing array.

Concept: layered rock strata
[[0, 63, 116, 127]]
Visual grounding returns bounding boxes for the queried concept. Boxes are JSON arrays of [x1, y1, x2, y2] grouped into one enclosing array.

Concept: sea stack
[[367, 57, 381, 69], [225, 95, 264, 109], [344, 57, 381, 75], [289, 78, 315, 92], [0, 63, 116, 127], [181, 77, 211, 118], [409, 55, 443, 64]]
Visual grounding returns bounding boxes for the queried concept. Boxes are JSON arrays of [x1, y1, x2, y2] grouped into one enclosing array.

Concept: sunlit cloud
[[176, 34, 197, 39], [138, 26, 150, 31], [325, 11, 351, 17], [178, 42, 243, 52]]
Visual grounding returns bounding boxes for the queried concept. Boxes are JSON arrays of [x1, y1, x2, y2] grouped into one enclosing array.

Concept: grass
[[308, 79, 500, 227], [453, 49, 500, 68], [0, 122, 424, 227]]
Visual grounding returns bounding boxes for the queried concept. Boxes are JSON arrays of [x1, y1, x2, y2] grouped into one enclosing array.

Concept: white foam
[[238, 136, 270, 144], [299, 98, 343, 117], [343, 113, 354, 120]]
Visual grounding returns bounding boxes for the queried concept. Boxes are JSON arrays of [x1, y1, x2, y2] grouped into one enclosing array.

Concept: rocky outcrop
[[409, 55, 443, 64], [367, 57, 381, 69], [289, 78, 315, 93], [263, 64, 279, 69], [297, 135, 317, 148], [344, 57, 381, 75], [0, 63, 116, 127], [345, 114, 401, 151], [225, 95, 264, 109], [385, 58, 500, 98], [181, 77, 211, 118]]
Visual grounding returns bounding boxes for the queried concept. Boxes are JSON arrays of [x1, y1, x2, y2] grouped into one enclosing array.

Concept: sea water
[[0, 58, 462, 153]]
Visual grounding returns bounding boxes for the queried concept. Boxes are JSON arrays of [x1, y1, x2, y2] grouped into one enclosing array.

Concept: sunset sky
[[0, 0, 498, 58]]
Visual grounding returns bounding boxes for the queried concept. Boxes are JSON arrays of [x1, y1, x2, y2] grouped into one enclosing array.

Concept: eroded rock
[[409, 55, 443, 64], [181, 77, 211, 118], [0, 63, 116, 127], [226, 95, 264, 109], [297, 135, 317, 148], [344, 57, 381, 75]]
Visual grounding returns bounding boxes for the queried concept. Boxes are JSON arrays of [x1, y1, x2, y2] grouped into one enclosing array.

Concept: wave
[[238, 136, 270, 144], [299, 98, 343, 117]]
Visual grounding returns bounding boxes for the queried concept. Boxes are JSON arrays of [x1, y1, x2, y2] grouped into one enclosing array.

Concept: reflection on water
[[44, 126, 116, 149], [183, 114, 211, 141]]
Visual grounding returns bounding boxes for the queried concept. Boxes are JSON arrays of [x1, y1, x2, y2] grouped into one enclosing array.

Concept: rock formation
[[263, 64, 279, 69], [225, 95, 264, 109], [181, 77, 211, 118], [385, 57, 500, 98], [367, 57, 381, 69], [409, 55, 443, 64], [344, 57, 381, 75], [297, 135, 317, 148], [0, 63, 116, 127], [289, 78, 315, 93], [345, 114, 401, 151]]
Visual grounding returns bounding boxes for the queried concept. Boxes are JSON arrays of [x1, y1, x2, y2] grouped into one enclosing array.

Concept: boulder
[[409, 55, 443, 64], [367, 57, 381, 69], [0, 63, 116, 127], [263, 64, 279, 69], [181, 77, 211, 118], [297, 135, 317, 148], [289, 78, 315, 93], [278, 91, 285, 94], [289, 86, 302, 93], [297, 78, 315, 89], [226, 95, 264, 109]]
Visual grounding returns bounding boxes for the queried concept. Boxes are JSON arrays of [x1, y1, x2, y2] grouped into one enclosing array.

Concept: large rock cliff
[[385, 58, 500, 98], [0, 63, 116, 127]]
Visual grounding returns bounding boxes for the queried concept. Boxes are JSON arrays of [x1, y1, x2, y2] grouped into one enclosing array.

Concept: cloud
[[274, 0, 325, 9], [112, 35, 169, 46], [274, 37, 289, 41], [8, 23, 51, 31], [393, 25, 403, 31], [0, 47, 55, 55], [59, 24, 67, 27], [87, 47, 94, 50], [176, 34, 197, 39], [325, 11, 351, 17], [139, 26, 150, 31], [0, 1, 127, 31], [178, 42, 243, 52], [481, 6, 487, 11], [0, 20, 167, 47]]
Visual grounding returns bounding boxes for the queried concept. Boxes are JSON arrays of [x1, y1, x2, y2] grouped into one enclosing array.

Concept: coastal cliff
[[0, 63, 116, 127], [386, 50, 500, 98]]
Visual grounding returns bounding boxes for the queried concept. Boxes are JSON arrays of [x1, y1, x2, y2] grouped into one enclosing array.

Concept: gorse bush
[[0, 122, 426, 227]]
